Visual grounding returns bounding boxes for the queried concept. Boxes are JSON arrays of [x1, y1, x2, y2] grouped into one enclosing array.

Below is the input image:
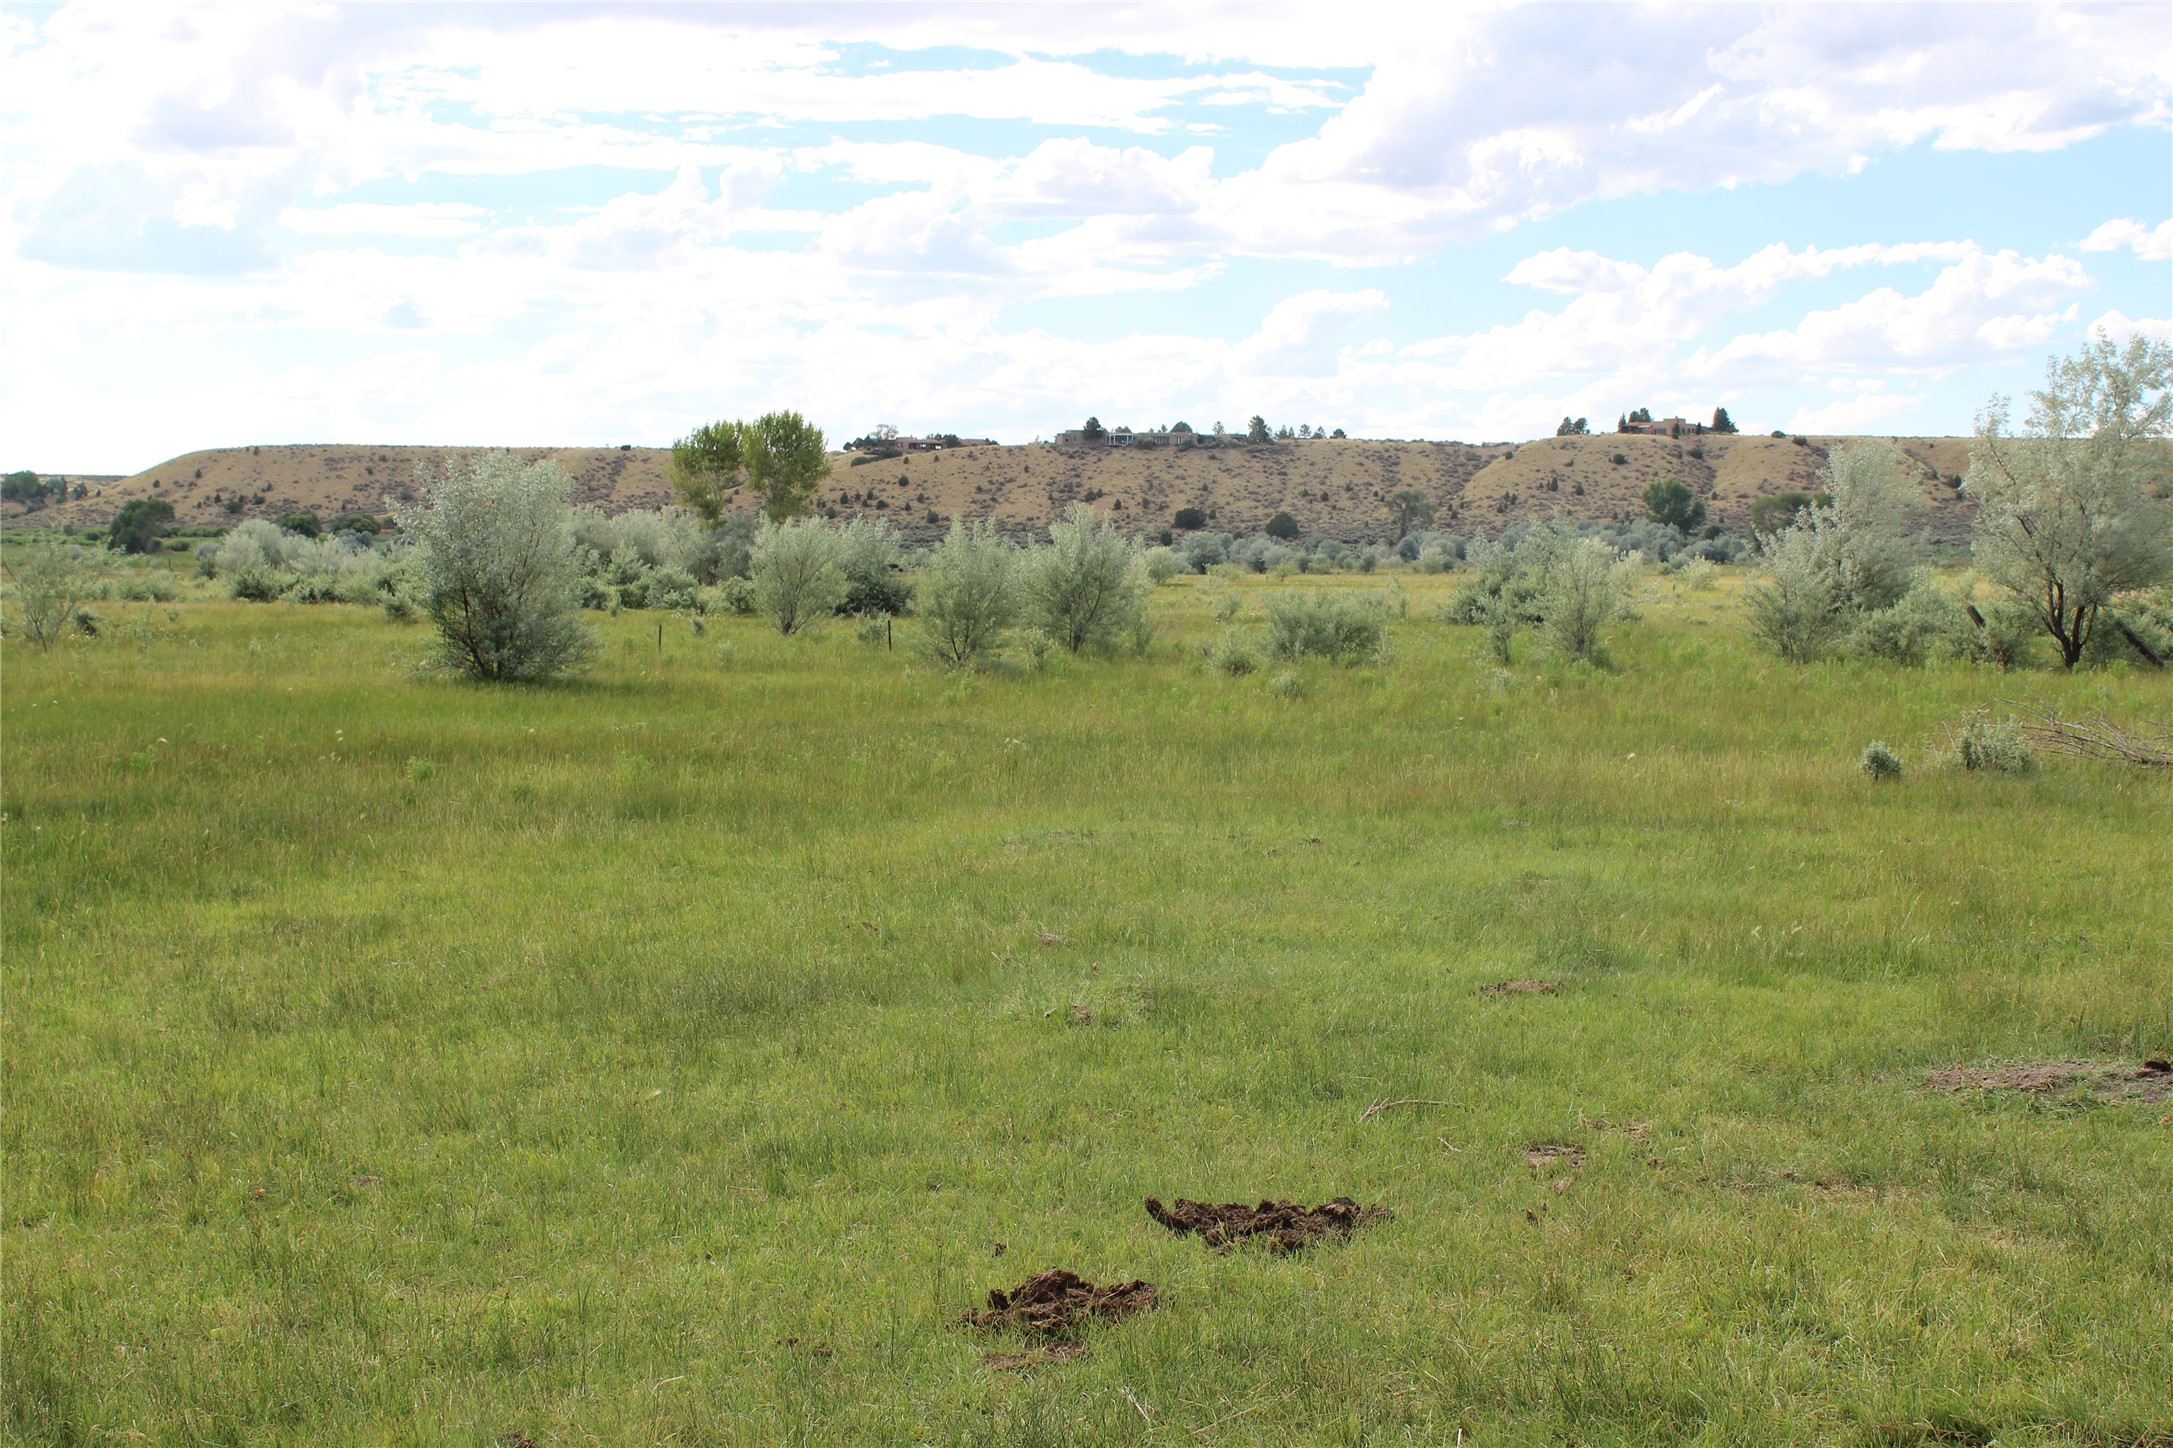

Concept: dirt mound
[[1925, 1059, 2171, 1102], [962, 1269, 1157, 1336], [1144, 1196, 1389, 1252], [1480, 978, 1559, 995]]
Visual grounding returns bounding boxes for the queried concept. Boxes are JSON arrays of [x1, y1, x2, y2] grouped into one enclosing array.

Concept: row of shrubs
[[1134, 516, 1744, 583]]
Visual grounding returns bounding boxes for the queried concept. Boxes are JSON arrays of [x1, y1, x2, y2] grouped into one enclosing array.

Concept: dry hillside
[[18, 433, 1980, 542]]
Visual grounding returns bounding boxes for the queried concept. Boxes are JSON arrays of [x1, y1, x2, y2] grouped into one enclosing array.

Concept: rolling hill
[[15, 432, 1981, 542]]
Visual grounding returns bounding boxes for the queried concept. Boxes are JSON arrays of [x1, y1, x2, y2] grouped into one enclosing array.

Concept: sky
[[2, 3, 2169, 474]]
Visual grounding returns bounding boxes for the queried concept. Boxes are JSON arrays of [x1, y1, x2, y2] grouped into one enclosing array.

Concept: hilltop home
[[886, 434, 997, 452]]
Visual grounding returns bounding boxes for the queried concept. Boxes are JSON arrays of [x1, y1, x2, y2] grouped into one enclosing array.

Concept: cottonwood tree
[[917, 519, 1019, 668], [743, 411, 832, 521], [1641, 478, 1705, 533], [749, 518, 847, 634], [668, 421, 744, 524], [396, 453, 595, 681], [1388, 488, 1434, 539], [107, 497, 175, 554], [1025, 504, 1145, 653], [1965, 332, 2173, 668], [671, 411, 834, 523]]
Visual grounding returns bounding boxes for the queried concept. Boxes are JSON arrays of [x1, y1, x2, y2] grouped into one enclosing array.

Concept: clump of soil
[[1524, 1143, 1587, 1171], [1144, 1196, 1389, 1253], [1925, 1059, 2172, 1103], [1481, 979, 1559, 995], [962, 1269, 1157, 1336], [982, 1342, 1089, 1371]]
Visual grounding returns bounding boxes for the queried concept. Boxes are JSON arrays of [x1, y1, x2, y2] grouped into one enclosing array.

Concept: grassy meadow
[[4, 566, 2171, 1445]]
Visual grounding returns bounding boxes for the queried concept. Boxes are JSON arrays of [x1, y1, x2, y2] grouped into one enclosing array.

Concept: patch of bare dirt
[[1480, 978, 1559, 995], [982, 1342, 1089, 1371], [961, 1269, 1157, 1336], [1144, 1196, 1389, 1253], [1524, 1143, 1587, 1171], [1925, 1059, 2171, 1102]]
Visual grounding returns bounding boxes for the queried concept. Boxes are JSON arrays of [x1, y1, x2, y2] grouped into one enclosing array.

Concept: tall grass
[[4, 569, 2170, 1444]]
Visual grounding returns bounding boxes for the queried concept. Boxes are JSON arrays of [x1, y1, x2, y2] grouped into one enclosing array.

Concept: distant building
[[894, 434, 995, 452], [1620, 417, 1701, 437], [1053, 426, 1211, 449]]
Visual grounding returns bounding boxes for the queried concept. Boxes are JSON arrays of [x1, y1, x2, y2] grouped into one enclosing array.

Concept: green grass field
[[5, 571, 2170, 1445]]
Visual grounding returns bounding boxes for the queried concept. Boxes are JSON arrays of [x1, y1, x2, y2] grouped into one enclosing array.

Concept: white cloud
[[1691, 248, 2093, 379], [2078, 217, 2173, 261], [2089, 309, 2173, 345], [4, 4, 2170, 469], [1786, 385, 1925, 435], [1397, 242, 1998, 391], [280, 202, 489, 237]]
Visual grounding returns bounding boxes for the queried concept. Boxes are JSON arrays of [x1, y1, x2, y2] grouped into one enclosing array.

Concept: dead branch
[[1359, 1097, 1453, 1123], [2115, 617, 2166, 669], [2008, 701, 2173, 768]]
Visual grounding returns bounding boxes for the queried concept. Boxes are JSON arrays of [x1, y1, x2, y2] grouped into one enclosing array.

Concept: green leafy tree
[[743, 411, 832, 522], [669, 420, 746, 524], [1965, 332, 2173, 667], [394, 452, 595, 682], [107, 497, 176, 554], [1247, 415, 1270, 444], [1641, 477, 1706, 533], [277, 510, 321, 537], [1025, 504, 1145, 653], [671, 412, 832, 523], [1711, 406, 1739, 435], [1388, 488, 1435, 540], [4, 470, 49, 506], [1555, 416, 1590, 436], [1081, 416, 1106, 443], [1265, 510, 1301, 540], [1748, 491, 1822, 534], [1173, 506, 1207, 531]]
